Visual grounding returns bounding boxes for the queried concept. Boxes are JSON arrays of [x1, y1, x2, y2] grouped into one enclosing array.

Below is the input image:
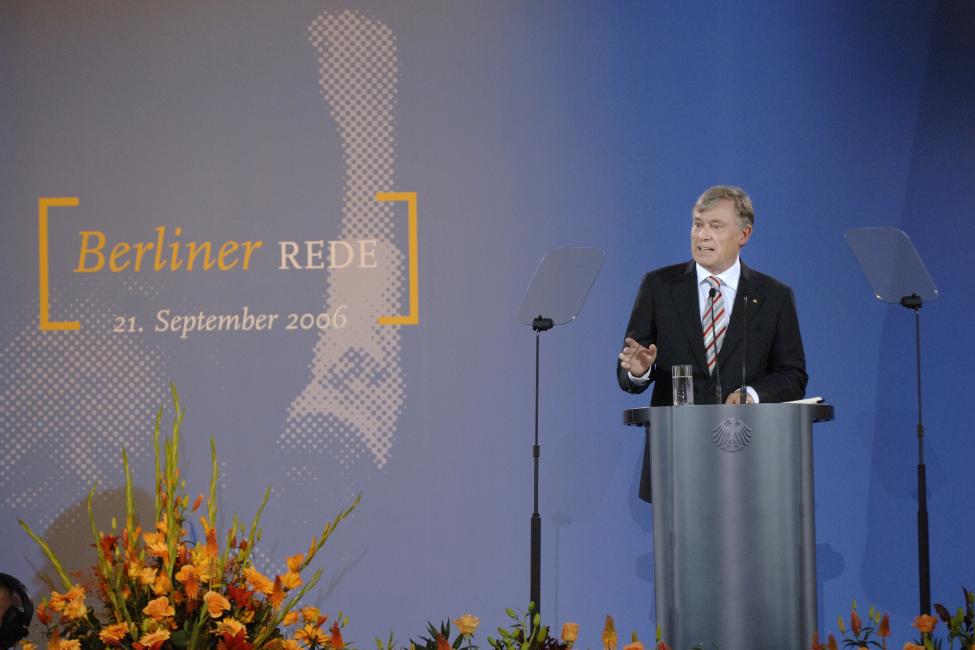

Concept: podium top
[[623, 403, 835, 427]]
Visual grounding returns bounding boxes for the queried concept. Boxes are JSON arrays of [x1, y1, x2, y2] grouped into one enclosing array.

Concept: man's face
[[690, 199, 752, 274]]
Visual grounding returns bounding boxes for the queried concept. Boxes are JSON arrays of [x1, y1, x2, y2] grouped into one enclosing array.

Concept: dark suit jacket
[[617, 260, 808, 501]]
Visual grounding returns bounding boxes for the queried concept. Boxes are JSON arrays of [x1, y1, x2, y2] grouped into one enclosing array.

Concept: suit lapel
[[671, 262, 709, 373], [719, 261, 765, 365]]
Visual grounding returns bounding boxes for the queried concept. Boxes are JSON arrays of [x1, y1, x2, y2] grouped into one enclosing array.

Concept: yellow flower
[[203, 590, 231, 618], [282, 611, 300, 626], [61, 596, 88, 620], [601, 615, 618, 650], [139, 568, 158, 586], [300, 607, 321, 624], [295, 624, 328, 648], [143, 596, 175, 621], [214, 618, 246, 638], [454, 615, 480, 636], [190, 545, 214, 582], [238, 610, 255, 624], [286, 554, 304, 573], [143, 531, 169, 561], [152, 573, 173, 596], [127, 560, 145, 581], [20, 642, 37, 650], [57, 640, 80, 650], [279, 572, 302, 590], [561, 623, 579, 644], [137, 629, 171, 649], [99, 622, 130, 645], [281, 640, 301, 650], [243, 567, 274, 595]]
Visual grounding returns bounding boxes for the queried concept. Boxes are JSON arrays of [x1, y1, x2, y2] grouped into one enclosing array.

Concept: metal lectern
[[624, 403, 834, 650]]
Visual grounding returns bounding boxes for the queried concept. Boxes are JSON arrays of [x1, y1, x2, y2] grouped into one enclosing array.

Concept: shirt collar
[[696, 257, 741, 291]]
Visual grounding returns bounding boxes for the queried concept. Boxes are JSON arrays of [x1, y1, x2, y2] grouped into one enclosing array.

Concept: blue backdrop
[[2, 1, 973, 645]]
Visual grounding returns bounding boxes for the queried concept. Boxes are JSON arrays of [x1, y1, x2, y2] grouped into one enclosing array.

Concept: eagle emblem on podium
[[712, 417, 752, 452]]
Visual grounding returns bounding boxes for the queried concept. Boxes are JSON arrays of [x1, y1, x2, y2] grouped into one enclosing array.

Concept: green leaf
[[170, 630, 189, 648]]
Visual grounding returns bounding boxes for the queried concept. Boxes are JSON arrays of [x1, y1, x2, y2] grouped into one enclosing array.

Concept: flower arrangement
[[813, 591, 975, 650], [19, 386, 359, 650]]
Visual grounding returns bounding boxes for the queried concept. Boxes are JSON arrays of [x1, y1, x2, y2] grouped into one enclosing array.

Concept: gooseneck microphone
[[740, 293, 749, 404], [708, 287, 722, 403]]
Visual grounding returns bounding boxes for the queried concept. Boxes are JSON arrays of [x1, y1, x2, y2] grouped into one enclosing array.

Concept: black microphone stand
[[900, 293, 931, 614], [740, 293, 748, 404], [530, 315, 553, 614]]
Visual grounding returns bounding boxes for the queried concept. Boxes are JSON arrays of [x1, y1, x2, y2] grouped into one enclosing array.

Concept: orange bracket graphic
[[375, 191, 419, 325], [38, 197, 81, 331]]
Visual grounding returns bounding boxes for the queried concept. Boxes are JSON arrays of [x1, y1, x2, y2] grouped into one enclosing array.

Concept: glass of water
[[671, 364, 694, 406]]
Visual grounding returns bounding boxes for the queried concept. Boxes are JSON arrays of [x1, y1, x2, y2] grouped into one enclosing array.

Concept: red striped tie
[[702, 275, 728, 375]]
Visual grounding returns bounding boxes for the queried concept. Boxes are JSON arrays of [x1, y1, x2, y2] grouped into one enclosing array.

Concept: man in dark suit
[[617, 186, 807, 500]]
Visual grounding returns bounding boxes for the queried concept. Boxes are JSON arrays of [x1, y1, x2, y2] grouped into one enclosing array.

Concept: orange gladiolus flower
[[280, 640, 301, 650], [99, 534, 119, 557], [176, 564, 201, 599], [99, 622, 130, 645], [35, 602, 51, 626], [56, 640, 80, 650], [243, 567, 273, 595], [139, 568, 158, 586], [331, 623, 345, 650], [878, 613, 890, 637], [433, 633, 447, 650], [134, 629, 171, 650], [204, 590, 231, 618], [287, 554, 304, 573], [146, 542, 170, 563], [282, 611, 300, 627], [214, 618, 246, 638], [912, 614, 937, 634], [152, 573, 173, 597], [197, 518, 219, 559], [143, 596, 175, 621], [655, 643, 670, 650], [61, 595, 88, 620], [279, 572, 302, 590], [902, 644, 925, 650], [851, 610, 862, 636], [268, 578, 286, 610], [49, 586, 85, 613], [192, 494, 204, 512], [623, 642, 644, 650], [827, 633, 838, 650]]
